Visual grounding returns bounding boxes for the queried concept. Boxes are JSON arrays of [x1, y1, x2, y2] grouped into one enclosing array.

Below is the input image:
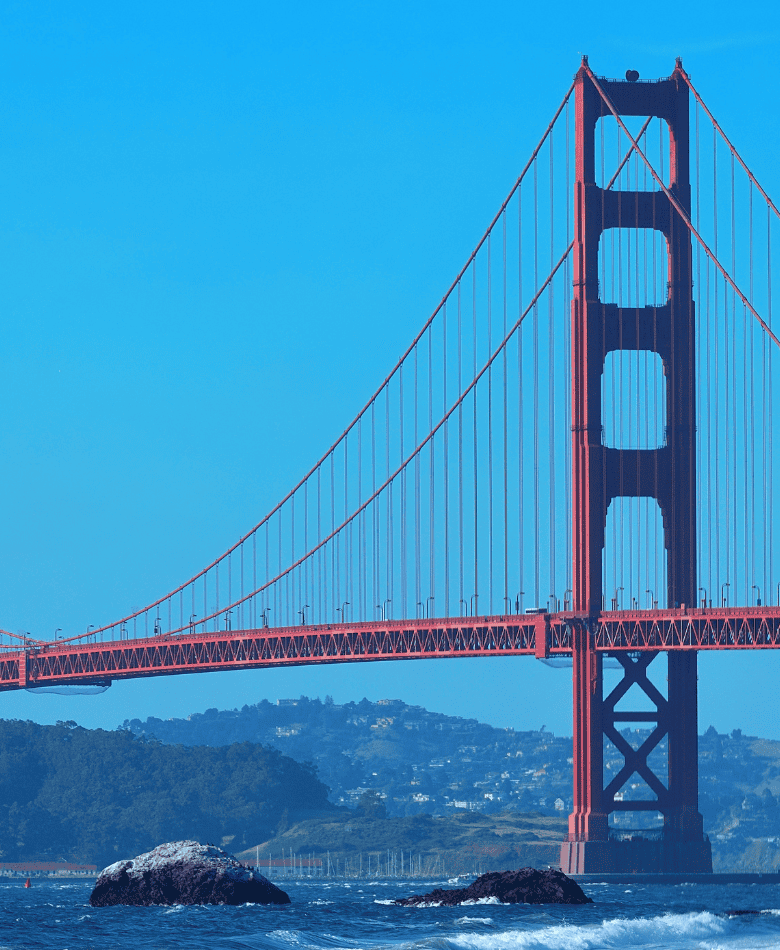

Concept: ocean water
[[4, 877, 780, 950]]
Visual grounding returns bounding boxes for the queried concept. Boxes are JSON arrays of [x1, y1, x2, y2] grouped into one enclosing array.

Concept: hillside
[[235, 809, 566, 877], [124, 696, 573, 818], [126, 698, 780, 871], [0, 719, 335, 868]]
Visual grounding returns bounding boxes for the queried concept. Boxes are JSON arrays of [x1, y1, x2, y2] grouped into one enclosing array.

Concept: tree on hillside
[[355, 790, 387, 819]]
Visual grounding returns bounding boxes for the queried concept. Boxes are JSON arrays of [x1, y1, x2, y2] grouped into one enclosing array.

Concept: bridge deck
[[3, 606, 780, 691]]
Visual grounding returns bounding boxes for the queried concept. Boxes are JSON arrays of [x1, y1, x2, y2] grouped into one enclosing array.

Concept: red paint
[[564, 57, 709, 873]]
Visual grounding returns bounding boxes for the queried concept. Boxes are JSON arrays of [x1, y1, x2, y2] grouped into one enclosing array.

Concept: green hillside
[[0, 719, 334, 868]]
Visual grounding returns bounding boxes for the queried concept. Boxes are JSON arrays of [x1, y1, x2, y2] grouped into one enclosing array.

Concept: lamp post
[[298, 605, 310, 625], [515, 592, 525, 614], [645, 588, 655, 609], [470, 594, 479, 617], [261, 608, 271, 628], [54, 628, 62, 641], [460, 599, 468, 617], [427, 596, 435, 619], [189, 613, 197, 634], [564, 589, 573, 611], [721, 582, 730, 607], [699, 586, 708, 609], [225, 610, 233, 631], [86, 624, 94, 642], [336, 601, 350, 622], [613, 587, 623, 610], [753, 585, 762, 606]]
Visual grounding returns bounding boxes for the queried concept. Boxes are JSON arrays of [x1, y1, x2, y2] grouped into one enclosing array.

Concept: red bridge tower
[[561, 59, 713, 874]]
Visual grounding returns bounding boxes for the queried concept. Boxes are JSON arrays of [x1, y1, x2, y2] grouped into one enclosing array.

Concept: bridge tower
[[560, 59, 712, 874]]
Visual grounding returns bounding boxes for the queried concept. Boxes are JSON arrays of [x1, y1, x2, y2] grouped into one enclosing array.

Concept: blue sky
[[1, 0, 779, 737]]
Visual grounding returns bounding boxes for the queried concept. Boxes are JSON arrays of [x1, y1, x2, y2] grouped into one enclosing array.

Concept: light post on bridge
[[427, 596, 435, 619], [564, 589, 573, 611], [189, 613, 197, 634], [460, 599, 468, 617], [298, 605, 310, 626], [470, 594, 479, 617], [515, 592, 524, 614], [699, 587, 708, 609], [646, 589, 656, 609], [261, 608, 271, 628], [721, 582, 730, 607], [336, 601, 350, 623], [753, 585, 762, 606]]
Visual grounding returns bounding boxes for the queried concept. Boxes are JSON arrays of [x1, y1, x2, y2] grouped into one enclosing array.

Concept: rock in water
[[396, 868, 592, 906], [89, 841, 291, 907]]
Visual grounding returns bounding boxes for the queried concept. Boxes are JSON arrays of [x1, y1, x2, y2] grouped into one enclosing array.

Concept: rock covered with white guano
[[89, 840, 291, 906]]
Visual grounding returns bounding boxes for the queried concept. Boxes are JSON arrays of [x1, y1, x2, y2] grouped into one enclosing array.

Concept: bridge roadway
[[3, 606, 780, 691]]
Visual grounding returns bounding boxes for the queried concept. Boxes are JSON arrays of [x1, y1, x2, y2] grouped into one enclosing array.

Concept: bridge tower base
[[560, 836, 713, 876]]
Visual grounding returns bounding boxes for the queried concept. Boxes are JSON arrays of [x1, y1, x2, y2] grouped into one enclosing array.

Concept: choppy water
[[4, 877, 780, 950]]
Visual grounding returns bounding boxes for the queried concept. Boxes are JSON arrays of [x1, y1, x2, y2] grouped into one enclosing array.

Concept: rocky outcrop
[[396, 867, 593, 906], [89, 841, 290, 906]]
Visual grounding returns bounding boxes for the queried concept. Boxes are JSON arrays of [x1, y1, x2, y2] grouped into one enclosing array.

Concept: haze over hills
[[124, 696, 574, 818], [126, 696, 780, 871], [0, 699, 777, 872]]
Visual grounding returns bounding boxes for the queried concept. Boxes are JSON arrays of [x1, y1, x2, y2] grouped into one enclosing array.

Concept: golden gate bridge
[[4, 57, 780, 875]]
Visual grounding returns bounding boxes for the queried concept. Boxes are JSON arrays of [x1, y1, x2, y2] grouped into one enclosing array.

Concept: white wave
[[228, 909, 780, 950], [444, 912, 733, 950], [460, 898, 501, 906]]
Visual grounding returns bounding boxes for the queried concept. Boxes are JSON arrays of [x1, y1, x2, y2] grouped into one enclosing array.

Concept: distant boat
[[24, 878, 30, 888]]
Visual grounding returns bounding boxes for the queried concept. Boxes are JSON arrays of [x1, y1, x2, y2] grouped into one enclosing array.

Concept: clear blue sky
[[0, 0, 779, 737]]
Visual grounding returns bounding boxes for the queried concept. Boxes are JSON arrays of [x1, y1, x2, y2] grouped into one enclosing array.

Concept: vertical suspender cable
[[518, 175, 524, 611], [549, 125, 556, 606], [488, 233, 494, 613], [473, 260, 479, 614], [768, 205, 773, 600], [503, 209, 509, 611], [533, 154, 540, 605], [443, 303, 450, 616], [386, 382, 392, 616], [400, 363, 406, 618], [459, 281, 464, 614], [414, 345, 420, 615], [429, 325, 435, 616], [713, 123, 721, 595]]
